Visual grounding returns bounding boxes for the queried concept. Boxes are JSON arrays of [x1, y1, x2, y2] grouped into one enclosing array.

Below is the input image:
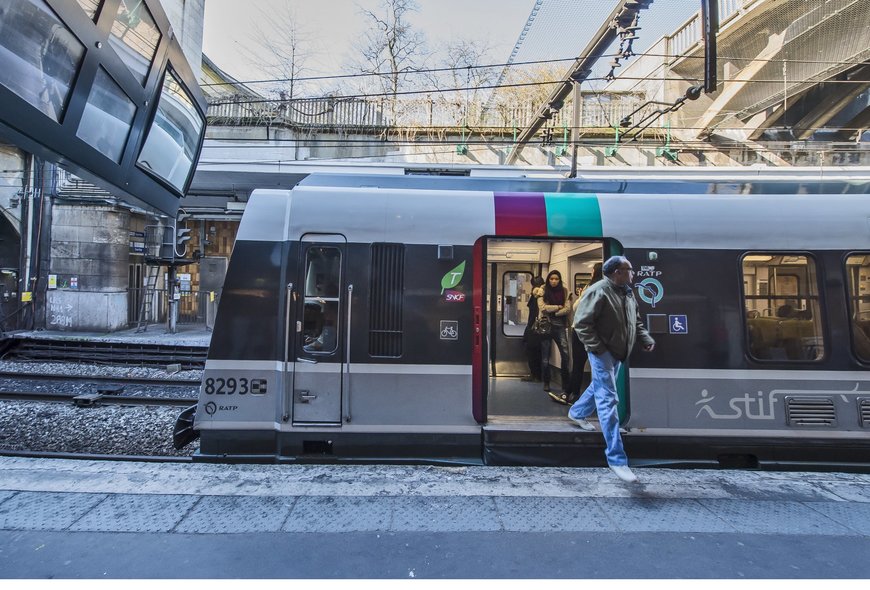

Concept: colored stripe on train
[[493, 193, 602, 237]]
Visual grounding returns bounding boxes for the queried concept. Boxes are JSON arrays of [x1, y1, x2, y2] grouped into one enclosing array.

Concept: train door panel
[[290, 235, 346, 424], [491, 264, 537, 376]]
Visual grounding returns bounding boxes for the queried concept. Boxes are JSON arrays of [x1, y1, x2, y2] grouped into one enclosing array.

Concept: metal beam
[[793, 64, 870, 140], [504, 0, 654, 166], [694, 32, 785, 137]]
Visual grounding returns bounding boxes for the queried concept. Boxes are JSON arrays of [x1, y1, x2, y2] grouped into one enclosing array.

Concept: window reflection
[[302, 247, 341, 354], [76, 68, 136, 162], [742, 254, 824, 361], [845, 254, 870, 362], [109, 0, 160, 85], [136, 71, 204, 192], [75, 0, 101, 21], [0, 0, 85, 121], [502, 272, 532, 337]]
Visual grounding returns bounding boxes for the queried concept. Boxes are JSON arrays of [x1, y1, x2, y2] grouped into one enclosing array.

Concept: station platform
[[6, 324, 212, 348], [0, 456, 868, 578]]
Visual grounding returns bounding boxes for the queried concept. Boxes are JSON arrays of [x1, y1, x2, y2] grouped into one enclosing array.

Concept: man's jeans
[[567, 350, 628, 466]]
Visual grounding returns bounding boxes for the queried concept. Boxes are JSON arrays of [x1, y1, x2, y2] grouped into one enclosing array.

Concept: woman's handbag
[[531, 313, 552, 337]]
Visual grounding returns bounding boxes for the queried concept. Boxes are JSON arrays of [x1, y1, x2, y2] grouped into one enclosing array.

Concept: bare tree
[[242, 4, 315, 101], [490, 64, 566, 128], [429, 38, 496, 126], [350, 0, 427, 123]]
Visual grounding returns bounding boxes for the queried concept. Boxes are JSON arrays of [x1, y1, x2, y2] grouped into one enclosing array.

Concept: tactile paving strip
[[0, 491, 105, 531], [175, 495, 294, 533], [803, 502, 870, 536], [495, 497, 612, 532], [0, 491, 16, 506], [389, 496, 500, 532], [284, 496, 395, 533], [70, 493, 199, 533], [698, 499, 857, 536], [594, 498, 735, 533]]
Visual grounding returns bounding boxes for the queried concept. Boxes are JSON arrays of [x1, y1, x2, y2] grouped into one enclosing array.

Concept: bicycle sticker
[[440, 320, 459, 340]]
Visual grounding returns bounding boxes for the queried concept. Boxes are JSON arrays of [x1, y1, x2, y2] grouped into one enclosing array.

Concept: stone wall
[[161, 0, 204, 74], [46, 204, 131, 331]]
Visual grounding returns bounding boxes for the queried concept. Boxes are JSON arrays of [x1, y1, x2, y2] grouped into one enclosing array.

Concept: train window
[[742, 254, 824, 362], [109, 0, 161, 85], [369, 244, 404, 357], [845, 254, 870, 362], [0, 0, 85, 122], [502, 272, 533, 337], [301, 247, 341, 354]]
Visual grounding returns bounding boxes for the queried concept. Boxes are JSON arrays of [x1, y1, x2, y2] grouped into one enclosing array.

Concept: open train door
[[288, 234, 347, 425]]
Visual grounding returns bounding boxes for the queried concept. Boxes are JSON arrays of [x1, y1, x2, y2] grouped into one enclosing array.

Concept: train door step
[[482, 416, 607, 466]]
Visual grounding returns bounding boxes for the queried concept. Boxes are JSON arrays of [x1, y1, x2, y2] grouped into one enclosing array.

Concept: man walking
[[568, 255, 655, 483]]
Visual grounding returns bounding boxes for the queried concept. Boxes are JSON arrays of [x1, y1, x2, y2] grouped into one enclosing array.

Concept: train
[[174, 169, 870, 468]]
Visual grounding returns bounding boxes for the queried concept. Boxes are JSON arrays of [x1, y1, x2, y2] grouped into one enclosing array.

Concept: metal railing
[[129, 288, 219, 329], [207, 93, 647, 132], [668, 0, 755, 57], [207, 96, 389, 129]]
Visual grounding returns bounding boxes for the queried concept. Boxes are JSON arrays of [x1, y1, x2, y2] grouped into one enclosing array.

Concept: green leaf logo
[[441, 261, 466, 294]]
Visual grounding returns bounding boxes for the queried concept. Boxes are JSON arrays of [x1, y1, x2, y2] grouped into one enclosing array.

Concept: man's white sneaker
[[568, 415, 596, 431], [609, 464, 639, 483]]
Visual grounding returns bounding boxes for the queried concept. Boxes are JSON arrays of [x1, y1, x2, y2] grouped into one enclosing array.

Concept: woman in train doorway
[[537, 270, 572, 404], [567, 262, 603, 402], [521, 275, 546, 382]]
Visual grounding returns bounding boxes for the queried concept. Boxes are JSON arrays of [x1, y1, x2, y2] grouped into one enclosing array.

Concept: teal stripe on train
[[544, 193, 602, 237]]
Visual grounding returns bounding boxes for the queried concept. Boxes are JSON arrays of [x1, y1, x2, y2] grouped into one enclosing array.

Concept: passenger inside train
[[486, 238, 603, 421]]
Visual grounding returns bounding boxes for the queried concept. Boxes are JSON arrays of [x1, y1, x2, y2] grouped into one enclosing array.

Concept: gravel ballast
[[0, 400, 199, 457]]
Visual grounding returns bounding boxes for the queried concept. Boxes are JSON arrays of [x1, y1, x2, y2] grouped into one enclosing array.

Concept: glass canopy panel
[[75, 0, 101, 21], [0, 0, 85, 122], [76, 67, 137, 162], [136, 71, 204, 192], [108, 0, 160, 85]]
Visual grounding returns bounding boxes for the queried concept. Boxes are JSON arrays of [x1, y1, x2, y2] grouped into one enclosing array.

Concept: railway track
[[0, 448, 192, 463], [0, 371, 200, 387], [1, 338, 207, 369], [0, 390, 197, 407]]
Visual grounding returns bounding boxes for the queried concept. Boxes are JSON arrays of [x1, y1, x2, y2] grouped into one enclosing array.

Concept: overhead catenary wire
[[207, 74, 870, 107], [201, 50, 870, 90]]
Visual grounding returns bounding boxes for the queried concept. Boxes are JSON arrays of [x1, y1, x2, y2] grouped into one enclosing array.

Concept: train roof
[[240, 175, 870, 251], [297, 172, 870, 195]]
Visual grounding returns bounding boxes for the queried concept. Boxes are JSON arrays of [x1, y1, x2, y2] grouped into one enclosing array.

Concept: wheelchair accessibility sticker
[[669, 315, 688, 334]]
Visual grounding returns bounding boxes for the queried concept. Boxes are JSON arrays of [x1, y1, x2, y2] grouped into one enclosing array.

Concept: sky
[[202, 0, 538, 89]]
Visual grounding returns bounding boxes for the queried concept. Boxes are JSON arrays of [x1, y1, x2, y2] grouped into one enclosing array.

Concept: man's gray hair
[[602, 255, 630, 276]]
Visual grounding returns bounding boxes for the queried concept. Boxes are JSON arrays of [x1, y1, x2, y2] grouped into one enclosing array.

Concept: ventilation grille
[[859, 398, 870, 428], [785, 396, 836, 427], [368, 244, 404, 357]]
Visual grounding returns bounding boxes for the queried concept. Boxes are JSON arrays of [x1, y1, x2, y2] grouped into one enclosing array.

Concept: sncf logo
[[444, 290, 466, 302]]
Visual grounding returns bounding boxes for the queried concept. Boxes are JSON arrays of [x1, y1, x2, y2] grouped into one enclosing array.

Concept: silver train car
[[176, 172, 870, 467]]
